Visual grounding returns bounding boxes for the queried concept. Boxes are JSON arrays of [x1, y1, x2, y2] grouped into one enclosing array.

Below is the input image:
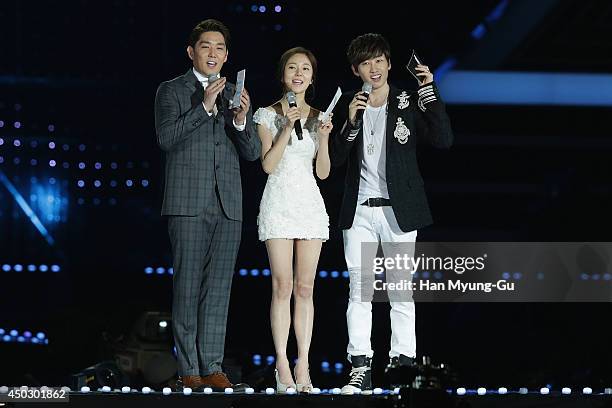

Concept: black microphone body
[[354, 82, 373, 129], [286, 91, 303, 140]]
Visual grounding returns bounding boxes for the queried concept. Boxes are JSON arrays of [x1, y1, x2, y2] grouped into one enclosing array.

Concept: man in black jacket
[[329, 33, 453, 394]]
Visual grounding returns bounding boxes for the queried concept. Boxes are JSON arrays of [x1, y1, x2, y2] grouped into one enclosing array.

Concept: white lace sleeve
[[253, 108, 276, 130]]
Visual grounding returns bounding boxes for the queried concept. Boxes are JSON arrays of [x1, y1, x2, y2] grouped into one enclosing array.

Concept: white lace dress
[[253, 107, 329, 241]]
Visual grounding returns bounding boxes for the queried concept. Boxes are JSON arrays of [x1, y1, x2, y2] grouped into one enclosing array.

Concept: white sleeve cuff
[[233, 117, 246, 131]]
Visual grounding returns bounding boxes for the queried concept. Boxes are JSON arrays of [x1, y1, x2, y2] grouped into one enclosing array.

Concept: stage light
[[36, 332, 45, 340], [162, 387, 171, 395], [319, 270, 328, 278], [142, 387, 151, 394], [274, 5, 281, 12], [14, 139, 21, 146], [583, 387, 592, 394], [204, 387, 213, 394], [156, 267, 165, 274], [342, 270, 349, 278], [78, 162, 85, 169], [266, 355, 275, 365], [142, 179, 149, 187], [80, 386, 90, 393], [456, 387, 466, 395], [94, 180, 101, 188], [252, 354, 261, 365], [111, 162, 118, 169], [77, 180, 84, 188], [48, 142, 55, 149], [13, 157, 20, 164], [540, 387, 549, 395], [373, 388, 383, 395], [49, 177, 56, 184], [62, 162, 69, 168], [145, 267, 153, 274], [62, 144, 69, 151], [126, 179, 133, 187], [14, 122, 21, 129], [224, 388, 233, 394], [78, 144, 86, 152], [183, 387, 192, 395], [0, 156, 4, 164], [422, 271, 430, 279], [14, 264, 23, 272], [95, 162, 102, 169], [168, 268, 173, 275], [101, 386, 111, 392], [477, 387, 486, 395], [239, 268, 248, 276], [498, 387, 507, 394], [265, 387, 274, 394], [2, 264, 11, 272], [49, 160, 56, 167], [519, 387, 528, 394], [48, 125, 55, 132], [250, 268, 259, 276], [258, 5, 266, 12], [158, 321, 168, 329], [28, 264, 36, 272], [10, 330, 18, 337], [0, 121, 4, 128], [262, 268, 271, 276], [39, 265, 48, 272], [562, 387, 571, 394], [512, 272, 522, 280], [30, 159, 37, 166], [331, 270, 339, 278], [245, 387, 254, 394]]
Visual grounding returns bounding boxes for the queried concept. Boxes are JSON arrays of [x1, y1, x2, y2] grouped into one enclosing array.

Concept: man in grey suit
[[154, 19, 260, 391]]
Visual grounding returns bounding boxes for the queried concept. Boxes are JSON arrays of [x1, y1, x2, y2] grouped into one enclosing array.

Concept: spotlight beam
[[0, 170, 55, 245]]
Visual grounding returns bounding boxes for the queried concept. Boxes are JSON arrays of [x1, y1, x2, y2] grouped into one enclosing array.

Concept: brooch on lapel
[[394, 117, 410, 144], [397, 91, 410, 109]]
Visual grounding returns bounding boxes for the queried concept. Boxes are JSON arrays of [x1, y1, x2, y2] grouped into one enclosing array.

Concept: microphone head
[[207, 73, 220, 83], [361, 82, 373, 95], [286, 91, 297, 105]]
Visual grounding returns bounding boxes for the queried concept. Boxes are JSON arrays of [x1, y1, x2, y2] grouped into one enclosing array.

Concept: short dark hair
[[188, 19, 231, 49], [277, 47, 318, 99], [346, 33, 391, 69]]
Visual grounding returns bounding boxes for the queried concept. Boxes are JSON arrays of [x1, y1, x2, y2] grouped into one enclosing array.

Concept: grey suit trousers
[[168, 189, 241, 376]]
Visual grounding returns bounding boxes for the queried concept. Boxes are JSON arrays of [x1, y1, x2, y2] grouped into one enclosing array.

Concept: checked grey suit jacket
[[155, 69, 261, 220]]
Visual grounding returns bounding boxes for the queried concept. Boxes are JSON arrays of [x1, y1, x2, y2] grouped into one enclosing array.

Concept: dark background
[[1, 0, 611, 390]]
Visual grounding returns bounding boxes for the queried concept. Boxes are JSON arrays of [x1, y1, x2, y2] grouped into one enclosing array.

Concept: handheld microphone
[[354, 82, 373, 128], [207, 73, 223, 113], [286, 91, 303, 140]]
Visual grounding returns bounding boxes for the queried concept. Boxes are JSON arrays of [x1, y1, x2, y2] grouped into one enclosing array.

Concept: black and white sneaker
[[341, 355, 372, 395], [385, 354, 417, 387]]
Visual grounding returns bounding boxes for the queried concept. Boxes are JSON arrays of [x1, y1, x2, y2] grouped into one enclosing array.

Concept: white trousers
[[343, 204, 418, 360]]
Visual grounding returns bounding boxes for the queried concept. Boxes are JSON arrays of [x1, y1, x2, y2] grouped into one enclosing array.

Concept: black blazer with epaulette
[[329, 82, 453, 232]]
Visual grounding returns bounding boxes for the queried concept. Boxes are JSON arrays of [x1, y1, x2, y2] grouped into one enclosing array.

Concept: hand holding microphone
[[286, 91, 303, 140], [203, 73, 226, 114], [349, 82, 372, 128]]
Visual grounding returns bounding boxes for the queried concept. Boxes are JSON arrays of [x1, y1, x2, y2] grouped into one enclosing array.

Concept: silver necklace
[[365, 103, 386, 155]]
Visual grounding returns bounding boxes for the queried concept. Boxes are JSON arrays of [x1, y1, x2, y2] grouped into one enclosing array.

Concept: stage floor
[[2, 389, 612, 408]]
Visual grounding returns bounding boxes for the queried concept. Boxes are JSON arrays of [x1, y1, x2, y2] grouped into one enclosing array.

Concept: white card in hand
[[321, 87, 342, 122], [230, 69, 246, 109]]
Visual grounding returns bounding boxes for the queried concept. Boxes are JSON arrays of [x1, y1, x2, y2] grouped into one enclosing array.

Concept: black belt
[[361, 198, 391, 207]]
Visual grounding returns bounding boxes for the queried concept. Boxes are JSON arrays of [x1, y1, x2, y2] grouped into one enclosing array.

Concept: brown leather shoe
[[200, 372, 249, 392], [176, 375, 206, 391]]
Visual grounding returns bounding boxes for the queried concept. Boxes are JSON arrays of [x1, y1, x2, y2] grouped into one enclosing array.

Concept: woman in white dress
[[253, 47, 333, 393]]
